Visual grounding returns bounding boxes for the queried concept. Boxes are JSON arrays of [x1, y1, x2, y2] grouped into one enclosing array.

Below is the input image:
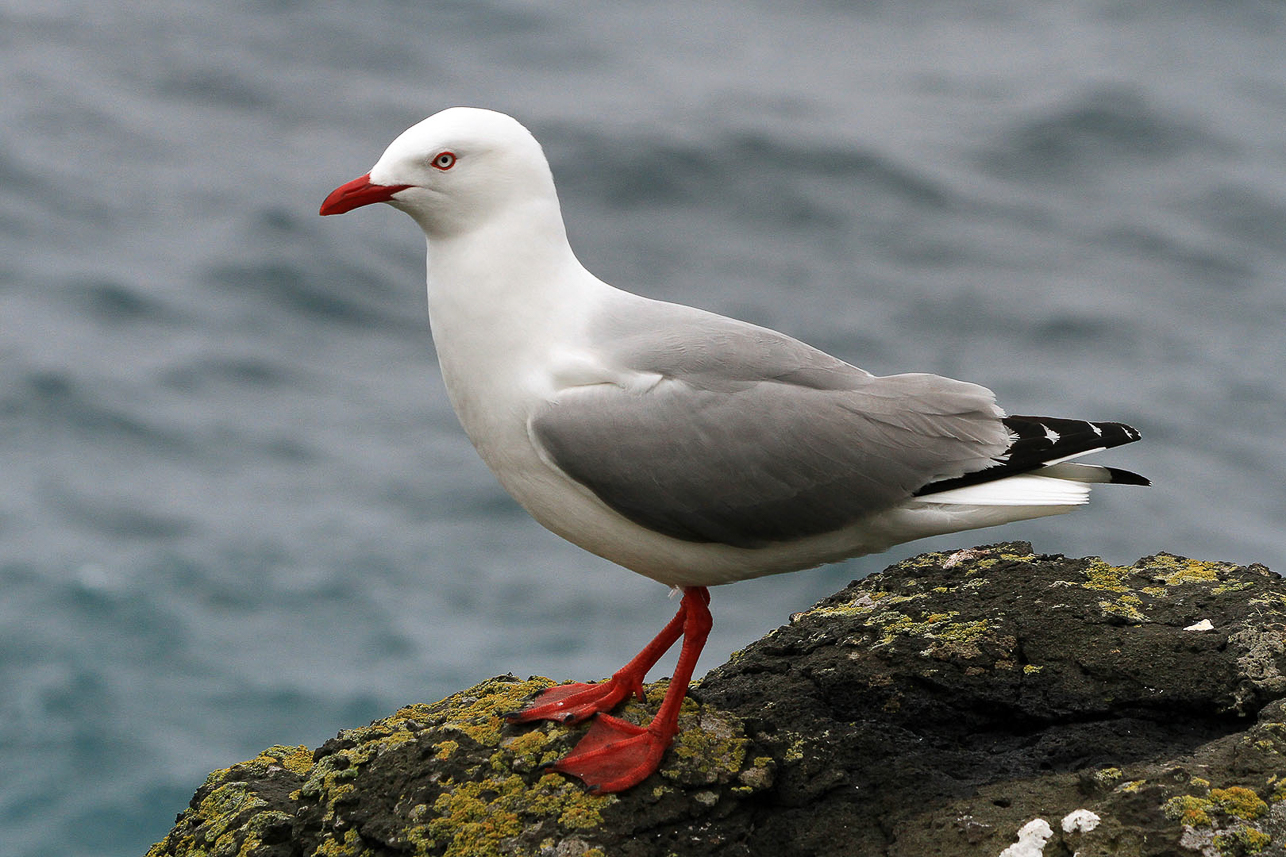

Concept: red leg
[[507, 590, 689, 725], [548, 587, 712, 794]]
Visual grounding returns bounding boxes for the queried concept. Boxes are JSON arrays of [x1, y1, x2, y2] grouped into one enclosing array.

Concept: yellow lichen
[[314, 827, 371, 857], [1094, 767, 1123, 787], [409, 772, 611, 857], [867, 609, 984, 648], [1211, 786, 1268, 820], [898, 551, 951, 570], [500, 728, 558, 767], [1080, 558, 1132, 592], [1164, 787, 1269, 831], [921, 619, 992, 659], [663, 702, 749, 784], [1098, 594, 1147, 623], [1214, 581, 1255, 594], [1163, 794, 1214, 826], [434, 679, 556, 746], [246, 744, 314, 775], [1214, 828, 1271, 854], [1143, 554, 1235, 586]]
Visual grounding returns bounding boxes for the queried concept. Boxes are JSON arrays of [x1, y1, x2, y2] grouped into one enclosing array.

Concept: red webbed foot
[[547, 714, 671, 794], [529, 586, 713, 794]]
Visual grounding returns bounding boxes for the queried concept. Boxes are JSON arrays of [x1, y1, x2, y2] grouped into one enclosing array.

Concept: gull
[[320, 107, 1147, 793]]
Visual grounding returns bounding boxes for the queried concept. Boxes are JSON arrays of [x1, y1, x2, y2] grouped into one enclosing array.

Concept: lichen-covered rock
[[147, 676, 770, 857], [148, 543, 1286, 857]]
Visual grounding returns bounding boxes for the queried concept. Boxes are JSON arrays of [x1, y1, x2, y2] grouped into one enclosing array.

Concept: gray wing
[[532, 300, 1009, 549]]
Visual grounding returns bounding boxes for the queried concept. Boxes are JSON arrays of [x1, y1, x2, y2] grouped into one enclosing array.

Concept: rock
[[146, 543, 1286, 857]]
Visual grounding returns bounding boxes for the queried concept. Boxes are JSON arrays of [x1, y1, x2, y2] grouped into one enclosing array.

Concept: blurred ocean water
[[2, 1, 1284, 854]]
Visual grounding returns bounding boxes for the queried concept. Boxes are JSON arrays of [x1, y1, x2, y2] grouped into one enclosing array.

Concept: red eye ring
[[432, 151, 457, 170]]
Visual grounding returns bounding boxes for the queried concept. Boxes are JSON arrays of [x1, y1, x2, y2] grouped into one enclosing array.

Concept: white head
[[321, 107, 561, 239]]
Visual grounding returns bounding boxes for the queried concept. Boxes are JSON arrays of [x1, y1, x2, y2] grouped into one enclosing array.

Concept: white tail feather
[[1035, 462, 1117, 483], [913, 473, 1091, 507]]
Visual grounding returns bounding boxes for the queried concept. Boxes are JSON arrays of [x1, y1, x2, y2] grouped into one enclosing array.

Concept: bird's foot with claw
[[505, 675, 642, 725], [547, 714, 670, 793]]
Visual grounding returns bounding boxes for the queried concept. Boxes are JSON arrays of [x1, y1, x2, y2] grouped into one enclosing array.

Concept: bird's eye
[[432, 151, 457, 171]]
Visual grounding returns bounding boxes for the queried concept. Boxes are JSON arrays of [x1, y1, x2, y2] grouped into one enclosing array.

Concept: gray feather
[[531, 300, 1009, 548]]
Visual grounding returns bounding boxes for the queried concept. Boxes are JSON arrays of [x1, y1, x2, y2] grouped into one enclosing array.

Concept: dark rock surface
[[147, 543, 1286, 857]]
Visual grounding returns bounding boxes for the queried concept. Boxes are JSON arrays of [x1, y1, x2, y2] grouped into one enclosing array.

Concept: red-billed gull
[[321, 107, 1147, 793]]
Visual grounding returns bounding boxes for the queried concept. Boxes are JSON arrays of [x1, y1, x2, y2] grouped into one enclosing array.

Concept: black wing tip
[[1104, 466, 1150, 487], [1004, 415, 1143, 447], [915, 415, 1147, 497]]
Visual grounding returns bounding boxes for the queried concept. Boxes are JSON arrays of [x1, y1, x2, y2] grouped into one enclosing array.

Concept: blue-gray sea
[[3, 1, 1285, 854]]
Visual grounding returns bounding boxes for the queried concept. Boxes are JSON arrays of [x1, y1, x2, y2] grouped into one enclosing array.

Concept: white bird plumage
[[321, 106, 1146, 793], [325, 107, 1141, 588]]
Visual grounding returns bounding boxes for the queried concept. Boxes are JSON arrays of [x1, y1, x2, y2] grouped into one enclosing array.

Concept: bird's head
[[320, 107, 559, 238]]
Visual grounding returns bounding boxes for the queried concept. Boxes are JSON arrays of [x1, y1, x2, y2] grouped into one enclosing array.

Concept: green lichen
[[1022, 664, 1043, 675]]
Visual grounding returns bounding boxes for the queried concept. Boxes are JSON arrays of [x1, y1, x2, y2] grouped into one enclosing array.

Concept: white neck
[[422, 198, 606, 453]]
